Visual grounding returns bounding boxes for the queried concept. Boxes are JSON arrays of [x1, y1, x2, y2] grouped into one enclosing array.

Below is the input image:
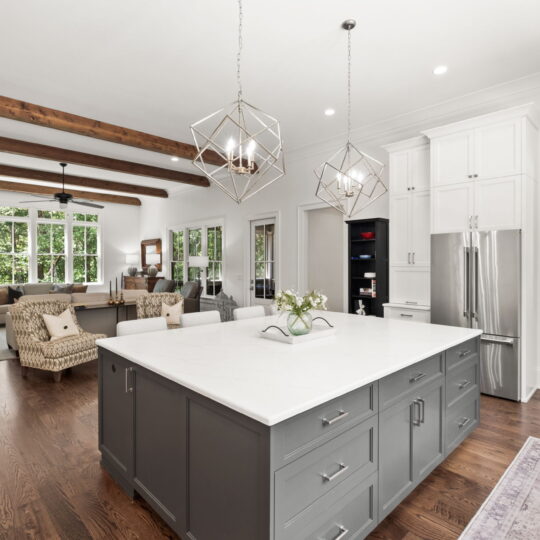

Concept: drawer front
[[445, 393, 479, 455], [278, 471, 378, 540], [379, 354, 443, 410], [446, 358, 478, 408], [275, 417, 377, 529], [446, 338, 479, 372], [272, 384, 377, 465], [385, 306, 430, 323]]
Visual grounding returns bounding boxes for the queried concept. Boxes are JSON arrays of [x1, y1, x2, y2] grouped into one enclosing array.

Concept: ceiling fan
[[19, 163, 104, 209]]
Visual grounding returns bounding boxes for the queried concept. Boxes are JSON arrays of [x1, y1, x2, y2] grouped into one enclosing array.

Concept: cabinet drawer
[[277, 471, 378, 540], [446, 338, 479, 371], [379, 354, 443, 410], [384, 306, 430, 323], [445, 394, 479, 455], [275, 417, 377, 530], [272, 384, 377, 465], [446, 358, 478, 408]]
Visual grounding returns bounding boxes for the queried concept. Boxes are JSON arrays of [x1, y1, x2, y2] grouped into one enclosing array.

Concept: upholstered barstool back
[[233, 305, 266, 321], [136, 292, 183, 328]]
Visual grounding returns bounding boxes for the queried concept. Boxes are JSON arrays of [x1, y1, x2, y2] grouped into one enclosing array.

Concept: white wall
[[139, 144, 388, 307], [307, 207, 344, 311], [0, 190, 140, 292]]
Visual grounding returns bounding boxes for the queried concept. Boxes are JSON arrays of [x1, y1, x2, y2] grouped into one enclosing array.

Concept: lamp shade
[[146, 253, 161, 265], [189, 255, 209, 268], [125, 254, 138, 265]]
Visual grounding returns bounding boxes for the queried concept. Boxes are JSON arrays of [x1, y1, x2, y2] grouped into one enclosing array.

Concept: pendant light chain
[[347, 27, 352, 144], [237, 0, 243, 103]]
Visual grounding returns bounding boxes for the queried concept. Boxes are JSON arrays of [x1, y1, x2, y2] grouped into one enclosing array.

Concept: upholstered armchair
[[180, 281, 202, 313], [136, 292, 183, 329], [10, 299, 106, 382]]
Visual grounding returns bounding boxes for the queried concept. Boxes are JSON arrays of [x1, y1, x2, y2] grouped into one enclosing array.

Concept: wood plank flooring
[[0, 356, 538, 540]]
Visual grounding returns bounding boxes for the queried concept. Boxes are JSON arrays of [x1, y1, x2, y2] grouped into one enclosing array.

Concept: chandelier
[[190, 0, 285, 203], [315, 20, 387, 218]]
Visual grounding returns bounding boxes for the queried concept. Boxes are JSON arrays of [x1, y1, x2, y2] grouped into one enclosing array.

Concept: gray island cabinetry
[[97, 314, 480, 540]]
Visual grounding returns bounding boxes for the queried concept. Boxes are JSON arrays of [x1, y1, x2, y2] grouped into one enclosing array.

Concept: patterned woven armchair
[[10, 299, 106, 382], [136, 292, 183, 329]]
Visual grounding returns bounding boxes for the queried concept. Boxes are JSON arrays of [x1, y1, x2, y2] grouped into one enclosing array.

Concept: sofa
[[4, 288, 149, 351], [180, 281, 203, 313]]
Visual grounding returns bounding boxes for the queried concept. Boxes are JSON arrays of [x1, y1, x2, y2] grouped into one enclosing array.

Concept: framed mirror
[[141, 238, 162, 273]]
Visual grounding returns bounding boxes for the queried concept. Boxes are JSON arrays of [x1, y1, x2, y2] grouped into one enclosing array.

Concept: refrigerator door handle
[[463, 247, 469, 317], [472, 247, 479, 320], [480, 336, 516, 345]]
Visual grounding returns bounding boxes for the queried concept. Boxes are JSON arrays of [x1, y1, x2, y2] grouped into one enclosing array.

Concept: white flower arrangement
[[275, 289, 328, 316]]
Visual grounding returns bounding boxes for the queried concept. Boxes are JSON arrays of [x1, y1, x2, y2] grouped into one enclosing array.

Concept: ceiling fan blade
[[18, 199, 56, 203], [19, 193, 55, 200], [71, 199, 104, 209]]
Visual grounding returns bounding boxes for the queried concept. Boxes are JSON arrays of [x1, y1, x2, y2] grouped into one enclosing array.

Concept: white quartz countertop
[[96, 312, 481, 426]]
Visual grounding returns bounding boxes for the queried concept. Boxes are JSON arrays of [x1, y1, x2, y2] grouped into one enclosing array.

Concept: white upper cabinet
[[474, 176, 521, 230], [430, 130, 474, 186], [389, 194, 410, 265], [411, 191, 430, 265], [410, 145, 430, 192], [431, 183, 475, 233], [386, 137, 430, 194], [389, 152, 410, 194]]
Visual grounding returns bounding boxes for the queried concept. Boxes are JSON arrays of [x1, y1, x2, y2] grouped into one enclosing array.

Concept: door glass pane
[[188, 266, 200, 282], [265, 262, 275, 299], [255, 225, 265, 261]]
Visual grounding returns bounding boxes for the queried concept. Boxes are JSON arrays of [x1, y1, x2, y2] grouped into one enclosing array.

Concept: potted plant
[[275, 290, 328, 336]]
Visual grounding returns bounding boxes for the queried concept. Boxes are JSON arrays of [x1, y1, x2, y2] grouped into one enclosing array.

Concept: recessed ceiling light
[[324, 108, 336, 117], [433, 65, 448, 76], [171, 156, 180, 162]]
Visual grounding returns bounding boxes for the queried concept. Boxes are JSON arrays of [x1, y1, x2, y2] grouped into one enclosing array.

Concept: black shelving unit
[[346, 218, 389, 317]]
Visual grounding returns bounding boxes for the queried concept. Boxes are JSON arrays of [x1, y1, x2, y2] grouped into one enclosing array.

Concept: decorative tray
[[259, 318, 336, 344]]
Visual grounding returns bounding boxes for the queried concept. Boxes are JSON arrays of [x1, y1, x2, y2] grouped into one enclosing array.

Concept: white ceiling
[[1, 0, 540, 196]]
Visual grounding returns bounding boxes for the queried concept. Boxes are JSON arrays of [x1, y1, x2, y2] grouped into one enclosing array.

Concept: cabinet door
[[476, 120, 522, 180], [410, 145, 430, 192], [133, 368, 186, 529], [389, 151, 410, 194], [379, 397, 414, 520], [431, 183, 474, 233], [389, 194, 411, 265], [390, 267, 430, 306], [412, 382, 444, 481], [474, 176, 522, 230], [411, 191, 430, 266], [99, 352, 134, 481], [431, 130, 474, 186]]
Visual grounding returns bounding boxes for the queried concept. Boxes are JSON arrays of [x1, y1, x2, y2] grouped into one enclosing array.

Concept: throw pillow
[[72, 284, 88, 293], [52, 283, 74, 294], [161, 300, 183, 326], [0, 287, 8, 305], [42, 308, 80, 341], [8, 286, 24, 304]]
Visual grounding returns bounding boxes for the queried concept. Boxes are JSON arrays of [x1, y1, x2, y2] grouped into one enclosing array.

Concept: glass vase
[[287, 311, 313, 336]]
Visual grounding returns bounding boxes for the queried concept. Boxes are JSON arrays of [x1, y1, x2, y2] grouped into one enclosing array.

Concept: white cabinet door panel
[[389, 195, 411, 266], [390, 267, 430, 306], [411, 145, 430, 192], [431, 184, 474, 233], [476, 120, 521, 180], [389, 152, 410, 194], [475, 177, 521, 230], [431, 131, 474, 186], [411, 192, 430, 266]]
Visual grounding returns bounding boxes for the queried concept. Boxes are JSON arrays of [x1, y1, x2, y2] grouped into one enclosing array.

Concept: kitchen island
[[97, 312, 481, 540]]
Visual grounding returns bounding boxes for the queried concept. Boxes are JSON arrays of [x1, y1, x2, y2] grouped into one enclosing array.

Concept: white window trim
[[165, 217, 225, 298]]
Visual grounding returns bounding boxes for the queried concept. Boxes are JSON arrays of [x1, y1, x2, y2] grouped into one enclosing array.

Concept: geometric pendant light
[[190, 0, 285, 203], [315, 20, 387, 218]]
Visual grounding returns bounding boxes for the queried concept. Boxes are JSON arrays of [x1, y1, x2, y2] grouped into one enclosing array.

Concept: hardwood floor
[[0, 356, 538, 540]]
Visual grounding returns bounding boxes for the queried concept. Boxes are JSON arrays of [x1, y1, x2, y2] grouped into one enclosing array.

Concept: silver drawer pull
[[321, 463, 349, 483], [458, 417, 472, 429], [324, 526, 349, 540], [322, 410, 349, 426], [458, 349, 471, 358], [458, 380, 471, 390], [409, 372, 426, 383], [400, 313, 413, 318], [405, 301, 418, 305], [125, 367, 133, 393]]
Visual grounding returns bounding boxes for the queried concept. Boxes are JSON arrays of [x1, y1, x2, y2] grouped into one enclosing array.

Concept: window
[[0, 206, 102, 285], [0, 207, 29, 284], [169, 222, 223, 296], [254, 222, 275, 300], [206, 226, 223, 295]]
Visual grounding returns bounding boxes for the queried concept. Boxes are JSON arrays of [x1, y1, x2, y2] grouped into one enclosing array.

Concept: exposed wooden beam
[[0, 164, 168, 198], [0, 95, 223, 166], [0, 180, 141, 206], [0, 137, 210, 186]]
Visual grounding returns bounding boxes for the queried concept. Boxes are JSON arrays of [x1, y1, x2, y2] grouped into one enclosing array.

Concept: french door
[[250, 218, 276, 306]]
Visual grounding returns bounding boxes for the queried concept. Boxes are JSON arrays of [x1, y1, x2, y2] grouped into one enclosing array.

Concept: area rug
[[459, 436, 540, 539]]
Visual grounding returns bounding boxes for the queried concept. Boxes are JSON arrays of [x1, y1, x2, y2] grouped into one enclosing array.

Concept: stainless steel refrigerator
[[431, 230, 520, 400]]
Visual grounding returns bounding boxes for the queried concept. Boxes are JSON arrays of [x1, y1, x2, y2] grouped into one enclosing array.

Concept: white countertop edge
[[382, 303, 431, 311], [96, 328, 482, 426]]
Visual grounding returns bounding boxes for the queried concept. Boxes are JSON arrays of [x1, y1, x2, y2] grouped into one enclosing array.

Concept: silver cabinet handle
[[400, 313, 413, 318], [474, 174, 478, 178], [468, 175, 472, 179], [125, 367, 133, 393], [322, 410, 349, 426], [458, 417, 472, 429], [472, 247, 478, 319], [321, 463, 349, 482], [480, 336, 515, 345], [405, 300, 418, 305], [409, 372, 426, 383], [459, 349, 471, 358], [463, 247, 469, 317], [412, 252, 415, 264], [475, 215, 479, 228], [418, 397, 425, 423], [468, 215, 472, 229], [407, 252, 411, 264], [319, 525, 349, 540], [458, 380, 471, 390], [411, 400, 421, 426]]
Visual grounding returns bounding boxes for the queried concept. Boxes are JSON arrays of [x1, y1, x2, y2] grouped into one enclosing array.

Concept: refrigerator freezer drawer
[[479, 335, 520, 401]]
